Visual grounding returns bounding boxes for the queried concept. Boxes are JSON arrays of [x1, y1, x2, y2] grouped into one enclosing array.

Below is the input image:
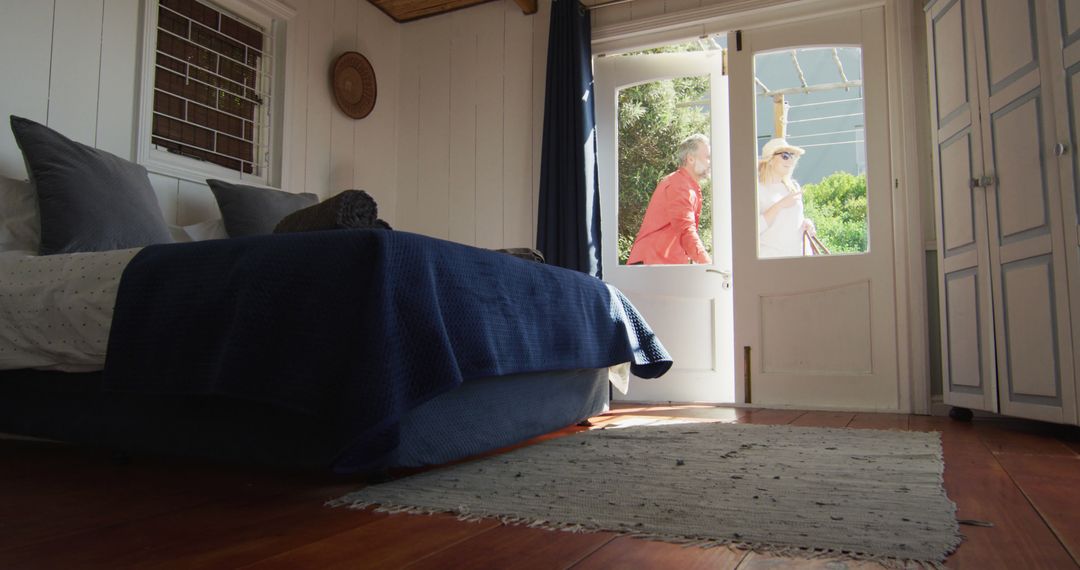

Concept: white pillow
[[168, 224, 193, 243], [168, 218, 229, 242], [0, 176, 40, 253], [183, 218, 228, 241]]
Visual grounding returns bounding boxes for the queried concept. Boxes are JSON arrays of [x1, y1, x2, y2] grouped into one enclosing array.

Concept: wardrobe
[[926, 0, 1079, 425]]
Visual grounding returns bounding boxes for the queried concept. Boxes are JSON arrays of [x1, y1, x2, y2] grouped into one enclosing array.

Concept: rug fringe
[[326, 496, 958, 568]]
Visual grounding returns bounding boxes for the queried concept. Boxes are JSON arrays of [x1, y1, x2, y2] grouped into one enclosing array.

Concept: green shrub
[[801, 171, 868, 253]]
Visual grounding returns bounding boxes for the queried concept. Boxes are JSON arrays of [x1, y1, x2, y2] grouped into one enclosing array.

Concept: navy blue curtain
[[536, 0, 602, 278]]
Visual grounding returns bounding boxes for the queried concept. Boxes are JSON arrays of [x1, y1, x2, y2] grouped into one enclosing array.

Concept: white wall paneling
[[474, 2, 506, 248], [448, 10, 479, 245], [303, 0, 335, 202], [503, 0, 535, 249], [148, 172, 180, 224], [48, 0, 105, 146], [354, 0, 400, 225], [331, 0, 359, 196], [395, 17, 421, 234], [531, 0, 550, 244], [97, 0, 141, 158], [415, 17, 452, 239], [0, 1, 55, 179], [283, 0, 310, 196], [396, 0, 549, 249], [176, 180, 221, 225]]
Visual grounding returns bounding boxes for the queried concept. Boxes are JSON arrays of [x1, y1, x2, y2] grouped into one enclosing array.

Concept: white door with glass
[[596, 50, 734, 404], [727, 8, 899, 409]]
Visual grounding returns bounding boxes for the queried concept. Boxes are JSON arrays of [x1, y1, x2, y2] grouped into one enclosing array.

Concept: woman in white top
[[756, 138, 816, 258]]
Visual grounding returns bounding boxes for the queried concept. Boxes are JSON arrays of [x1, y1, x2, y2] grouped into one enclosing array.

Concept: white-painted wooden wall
[[0, 0, 400, 226], [393, 0, 550, 249]]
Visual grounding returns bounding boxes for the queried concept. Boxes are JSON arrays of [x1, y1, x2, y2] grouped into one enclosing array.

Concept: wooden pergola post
[[773, 94, 787, 139]]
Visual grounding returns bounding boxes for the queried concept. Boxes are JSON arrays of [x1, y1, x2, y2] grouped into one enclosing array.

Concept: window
[[753, 47, 869, 259], [137, 0, 293, 185]]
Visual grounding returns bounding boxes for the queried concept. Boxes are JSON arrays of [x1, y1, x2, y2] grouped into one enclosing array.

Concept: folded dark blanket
[[103, 230, 671, 472], [273, 189, 391, 233]]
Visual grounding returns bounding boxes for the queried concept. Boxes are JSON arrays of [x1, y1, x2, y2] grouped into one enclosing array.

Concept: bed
[[0, 230, 671, 472], [0, 115, 671, 472]]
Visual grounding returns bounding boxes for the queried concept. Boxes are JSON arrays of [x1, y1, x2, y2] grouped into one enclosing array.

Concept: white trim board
[[591, 0, 886, 55]]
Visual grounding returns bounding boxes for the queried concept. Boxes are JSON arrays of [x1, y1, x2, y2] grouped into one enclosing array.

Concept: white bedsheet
[[0, 247, 635, 388], [0, 248, 139, 371]]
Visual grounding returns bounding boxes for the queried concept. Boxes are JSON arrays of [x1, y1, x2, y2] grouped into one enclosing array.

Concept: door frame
[[589, 0, 930, 413]]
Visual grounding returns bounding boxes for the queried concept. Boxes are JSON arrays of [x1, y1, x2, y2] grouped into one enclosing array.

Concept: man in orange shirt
[[627, 134, 712, 265]]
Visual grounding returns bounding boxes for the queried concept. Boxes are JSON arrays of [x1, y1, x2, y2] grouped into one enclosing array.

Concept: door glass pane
[[617, 75, 713, 266], [754, 47, 868, 259]]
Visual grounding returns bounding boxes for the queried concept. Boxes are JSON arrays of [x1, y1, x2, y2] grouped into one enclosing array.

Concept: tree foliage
[[802, 171, 868, 253], [617, 63, 712, 264]]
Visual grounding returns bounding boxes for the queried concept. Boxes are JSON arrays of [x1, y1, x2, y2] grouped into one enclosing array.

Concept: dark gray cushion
[[207, 179, 318, 237], [10, 115, 173, 255]]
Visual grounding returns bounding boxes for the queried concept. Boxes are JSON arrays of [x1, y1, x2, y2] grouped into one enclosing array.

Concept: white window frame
[[136, 0, 296, 187]]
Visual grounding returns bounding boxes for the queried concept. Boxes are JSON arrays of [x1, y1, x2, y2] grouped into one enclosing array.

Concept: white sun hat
[[760, 138, 805, 159]]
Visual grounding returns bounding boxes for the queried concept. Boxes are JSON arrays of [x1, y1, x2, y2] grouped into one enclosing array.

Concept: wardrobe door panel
[[931, 0, 970, 130], [940, 132, 978, 255], [982, 0, 1039, 95], [943, 268, 996, 409], [998, 255, 1071, 422], [931, 0, 997, 412], [1063, 0, 1080, 48], [989, 92, 1050, 243]]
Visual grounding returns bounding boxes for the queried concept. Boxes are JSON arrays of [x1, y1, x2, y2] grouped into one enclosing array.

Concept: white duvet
[[0, 248, 140, 371]]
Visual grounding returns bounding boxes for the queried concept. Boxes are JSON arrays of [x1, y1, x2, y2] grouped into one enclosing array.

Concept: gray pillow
[[207, 179, 318, 237], [9, 115, 172, 255]]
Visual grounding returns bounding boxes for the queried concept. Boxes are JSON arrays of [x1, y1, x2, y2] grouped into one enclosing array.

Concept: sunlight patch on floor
[[589, 415, 724, 429]]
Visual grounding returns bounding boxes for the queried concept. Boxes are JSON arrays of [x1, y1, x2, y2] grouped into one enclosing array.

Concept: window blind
[[151, 0, 273, 176]]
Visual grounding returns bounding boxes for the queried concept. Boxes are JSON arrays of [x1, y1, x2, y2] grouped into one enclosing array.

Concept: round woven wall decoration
[[332, 51, 377, 119]]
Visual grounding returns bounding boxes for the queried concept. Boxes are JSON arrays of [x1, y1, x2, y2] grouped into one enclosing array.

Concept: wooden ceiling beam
[[513, 0, 538, 15]]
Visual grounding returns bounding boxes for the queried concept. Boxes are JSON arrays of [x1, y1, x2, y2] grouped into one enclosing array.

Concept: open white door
[[728, 8, 900, 410], [596, 51, 734, 403]]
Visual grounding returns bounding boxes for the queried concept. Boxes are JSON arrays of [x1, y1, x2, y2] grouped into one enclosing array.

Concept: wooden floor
[[1, 405, 1079, 569]]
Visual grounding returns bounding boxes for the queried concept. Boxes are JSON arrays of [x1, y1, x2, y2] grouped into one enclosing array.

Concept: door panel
[[728, 9, 898, 409], [595, 51, 734, 404], [760, 281, 872, 374]]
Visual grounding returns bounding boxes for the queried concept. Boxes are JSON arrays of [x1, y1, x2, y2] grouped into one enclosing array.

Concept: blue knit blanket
[[103, 230, 671, 469]]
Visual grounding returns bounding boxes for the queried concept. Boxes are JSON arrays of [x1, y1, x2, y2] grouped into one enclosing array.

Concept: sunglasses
[[774, 151, 795, 160]]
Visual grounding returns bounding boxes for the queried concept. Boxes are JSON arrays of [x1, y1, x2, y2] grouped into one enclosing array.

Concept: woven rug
[[330, 422, 961, 565]]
